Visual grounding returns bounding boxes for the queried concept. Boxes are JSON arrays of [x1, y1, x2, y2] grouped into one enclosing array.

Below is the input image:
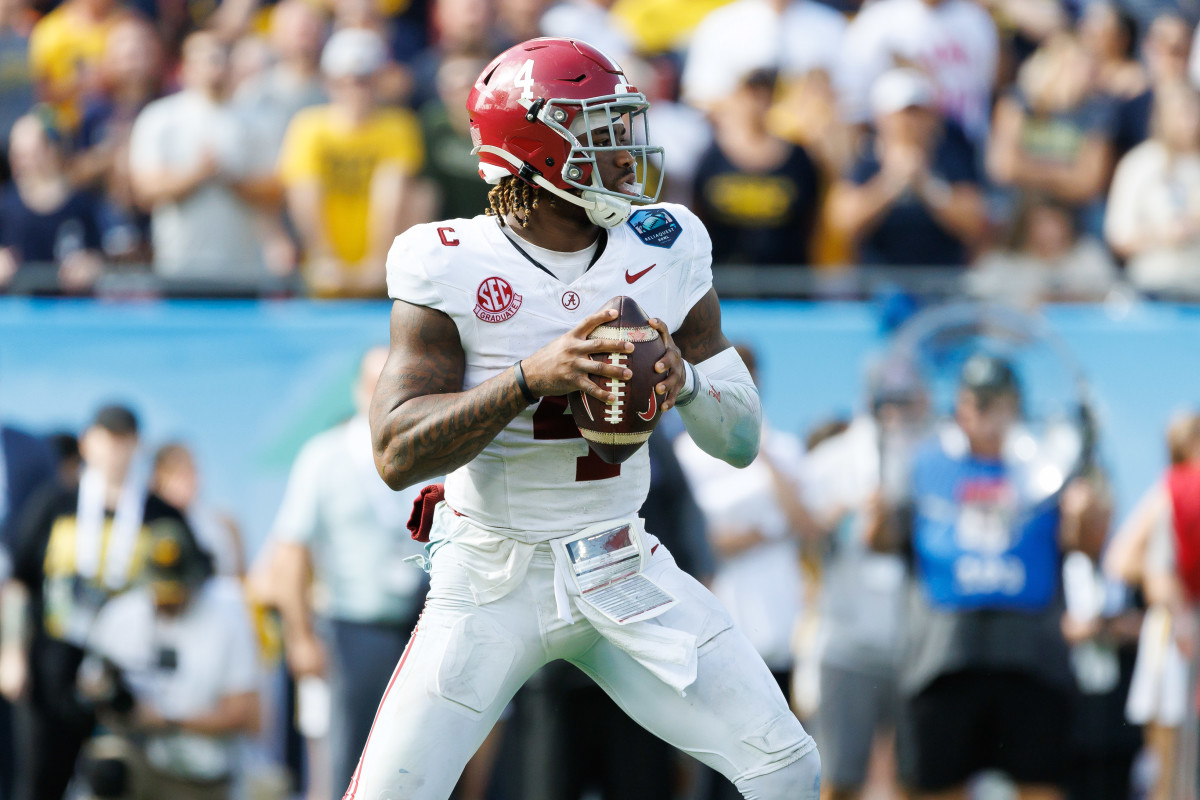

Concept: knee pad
[[734, 745, 822, 800], [86, 757, 131, 800]]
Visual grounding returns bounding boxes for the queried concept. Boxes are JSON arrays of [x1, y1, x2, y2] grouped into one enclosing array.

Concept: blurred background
[[1, 0, 1200, 798]]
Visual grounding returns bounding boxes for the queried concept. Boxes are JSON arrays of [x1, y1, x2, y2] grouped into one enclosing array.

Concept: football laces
[[604, 352, 626, 425]]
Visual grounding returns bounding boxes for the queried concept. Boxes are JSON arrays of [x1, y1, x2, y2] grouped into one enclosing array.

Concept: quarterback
[[352, 37, 820, 800]]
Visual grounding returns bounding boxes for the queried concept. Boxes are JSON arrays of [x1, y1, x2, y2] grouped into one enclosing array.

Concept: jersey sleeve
[[385, 225, 448, 312], [671, 204, 714, 331]]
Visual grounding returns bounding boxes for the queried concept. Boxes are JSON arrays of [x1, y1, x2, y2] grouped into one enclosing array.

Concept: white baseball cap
[[321, 27, 387, 78], [870, 68, 936, 117]]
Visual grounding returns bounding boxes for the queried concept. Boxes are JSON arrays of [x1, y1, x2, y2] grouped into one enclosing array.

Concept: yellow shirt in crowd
[[28, 5, 117, 130], [279, 105, 424, 268], [611, 0, 733, 53]]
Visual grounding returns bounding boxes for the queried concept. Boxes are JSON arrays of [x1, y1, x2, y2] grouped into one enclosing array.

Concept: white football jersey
[[386, 203, 713, 542]]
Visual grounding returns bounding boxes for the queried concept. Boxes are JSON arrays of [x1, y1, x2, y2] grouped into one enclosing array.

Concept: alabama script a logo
[[475, 276, 523, 322]]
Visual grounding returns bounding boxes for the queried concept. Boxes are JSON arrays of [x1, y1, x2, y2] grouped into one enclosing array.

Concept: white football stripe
[[590, 325, 660, 343]]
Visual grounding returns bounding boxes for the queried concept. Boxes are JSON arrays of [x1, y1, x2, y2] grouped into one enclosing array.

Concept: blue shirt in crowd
[[0, 185, 102, 263], [850, 122, 981, 267]]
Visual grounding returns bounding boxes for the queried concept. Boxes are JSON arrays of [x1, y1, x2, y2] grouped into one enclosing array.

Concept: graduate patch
[[627, 209, 682, 249]]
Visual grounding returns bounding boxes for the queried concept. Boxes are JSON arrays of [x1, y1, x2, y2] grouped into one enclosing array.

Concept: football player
[[349, 37, 821, 800]]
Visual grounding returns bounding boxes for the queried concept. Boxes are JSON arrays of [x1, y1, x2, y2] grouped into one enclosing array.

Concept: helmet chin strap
[[474, 145, 633, 229]]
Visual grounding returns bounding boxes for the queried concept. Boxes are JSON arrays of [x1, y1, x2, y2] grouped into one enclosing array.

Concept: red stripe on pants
[[342, 623, 420, 799]]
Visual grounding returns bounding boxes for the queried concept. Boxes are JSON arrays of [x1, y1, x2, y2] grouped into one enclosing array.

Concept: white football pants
[[343, 535, 820, 800]]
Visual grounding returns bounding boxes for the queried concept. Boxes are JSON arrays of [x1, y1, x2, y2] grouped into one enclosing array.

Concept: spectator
[[279, 28, 427, 298], [0, 405, 196, 800], [0, 113, 105, 294], [376, 0, 432, 68], [625, 55, 712, 206], [675, 345, 813, 707], [329, 0, 414, 107], [493, 0, 546, 50], [1104, 412, 1200, 800], [608, 0, 736, 56], [987, 34, 1116, 238], [1105, 81, 1200, 296], [0, 422, 56, 555], [1081, 2, 1148, 102], [768, 65, 858, 267], [1059, 551, 1143, 800], [78, 517, 259, 800], [228, 33, 273, 97], [680, 0, 846, 113], [692, 70, 821, 266], [0, 0, 34, 162], [878, 355, 1108, 799], [266, 347, 431, 795], [27, 0, 128, 132], [1114, 13, 1191, 159], [968, 195, 1118, 306], [46, 432, 81, 489], [975, 0, 1067, 57], [838, 0, 998, 141], [1120, 0, 1195, 40], [0, 414, 56, 800], [407, 0, 495, 111], [68, 16, 162, 262], [129, 31, 279, 283], [802, 357, 928, 800], [828, 68, 986, 268], [151, 443, 245, 578], [540, 0, 633, 63], [233, 0, 328, 163], [418, 54, 492, 221]]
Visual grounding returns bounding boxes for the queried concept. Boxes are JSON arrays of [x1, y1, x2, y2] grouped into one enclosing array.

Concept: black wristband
[[513, 360, 537, 405]]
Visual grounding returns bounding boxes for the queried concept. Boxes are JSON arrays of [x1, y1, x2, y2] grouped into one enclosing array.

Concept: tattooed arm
[[647, 289, 762, 467], [370, 300, 634, 490]]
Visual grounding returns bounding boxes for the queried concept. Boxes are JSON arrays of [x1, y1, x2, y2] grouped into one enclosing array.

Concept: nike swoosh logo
[[625, 264, 656, 284], [638, 391, 658, 422]]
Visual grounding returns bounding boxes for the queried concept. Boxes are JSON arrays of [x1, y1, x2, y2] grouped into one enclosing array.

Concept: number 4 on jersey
[[531, 396, 620, 482]]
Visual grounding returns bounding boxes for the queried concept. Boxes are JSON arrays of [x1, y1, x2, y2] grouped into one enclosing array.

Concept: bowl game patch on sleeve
[[627, 209, 682, 249]]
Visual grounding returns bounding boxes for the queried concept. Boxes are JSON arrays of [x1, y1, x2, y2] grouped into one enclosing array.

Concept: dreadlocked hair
[[486, 175, 540, 227]]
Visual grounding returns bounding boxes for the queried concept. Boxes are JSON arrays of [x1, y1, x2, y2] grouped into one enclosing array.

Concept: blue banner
[[1, 298, 1197, 556]]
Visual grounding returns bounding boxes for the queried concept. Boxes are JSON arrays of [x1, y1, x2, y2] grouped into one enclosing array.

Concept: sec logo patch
[[475, 277, 523, 322]]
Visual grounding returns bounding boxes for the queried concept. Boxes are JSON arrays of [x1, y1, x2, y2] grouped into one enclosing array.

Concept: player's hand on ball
[[647, 318, 685, 411], [522, 308, 634, 403]]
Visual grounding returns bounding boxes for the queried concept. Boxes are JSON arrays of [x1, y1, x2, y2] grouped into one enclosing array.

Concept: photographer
[[78, 517, 259, 800], [2, 405, 191, 800]]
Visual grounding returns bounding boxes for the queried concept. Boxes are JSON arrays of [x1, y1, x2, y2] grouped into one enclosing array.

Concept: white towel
[[75, 464, 146, 591]]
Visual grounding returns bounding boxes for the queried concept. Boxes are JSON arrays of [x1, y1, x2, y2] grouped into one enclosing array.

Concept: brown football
[[569, 296, 667, 464]]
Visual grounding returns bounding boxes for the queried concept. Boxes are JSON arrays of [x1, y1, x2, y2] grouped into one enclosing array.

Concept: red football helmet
[[467, 38, 664, 228]]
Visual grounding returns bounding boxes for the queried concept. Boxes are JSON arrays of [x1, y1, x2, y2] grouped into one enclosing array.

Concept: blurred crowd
[[2, 0, 1200, 299], [0, 336, 1198, 800]]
